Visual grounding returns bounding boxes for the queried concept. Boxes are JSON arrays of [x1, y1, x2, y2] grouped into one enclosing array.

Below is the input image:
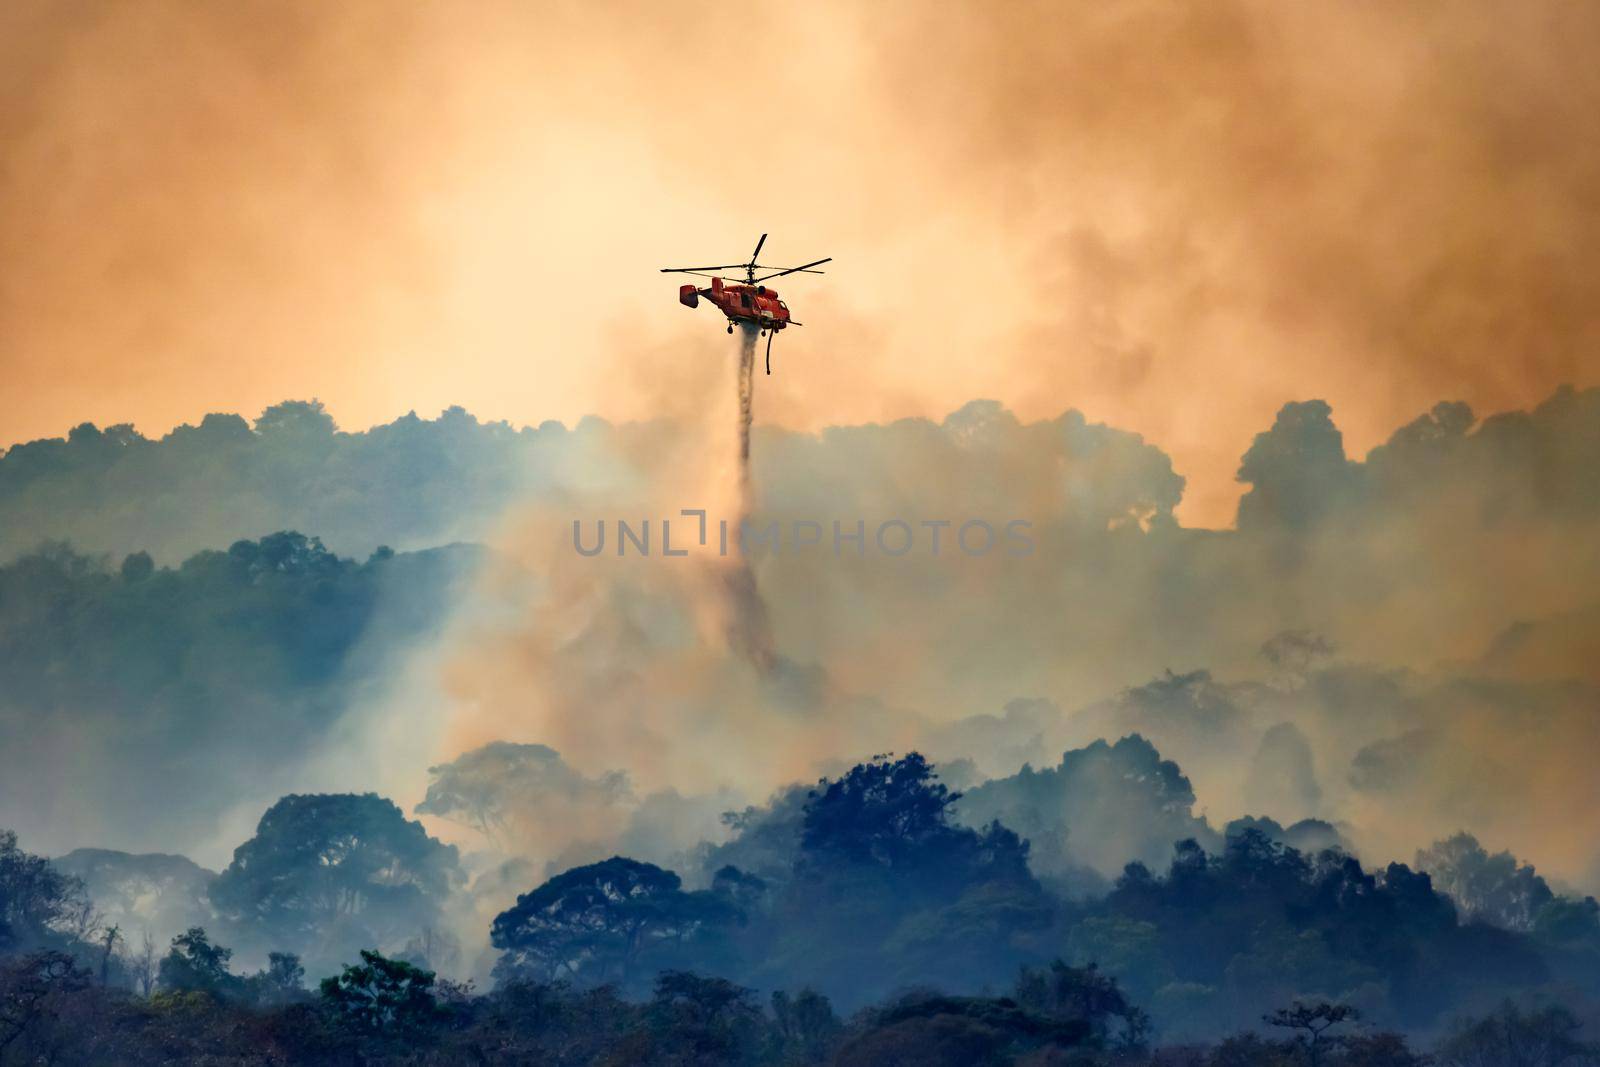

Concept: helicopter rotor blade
[[751, 257, 831, 283], [661, 265, 745, 273], [750, 233, 767, 263]]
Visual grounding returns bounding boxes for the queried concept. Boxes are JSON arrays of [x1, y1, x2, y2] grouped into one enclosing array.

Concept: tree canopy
[[210, 794, 460, 974]]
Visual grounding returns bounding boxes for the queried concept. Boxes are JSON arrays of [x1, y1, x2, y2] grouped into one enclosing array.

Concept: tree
[[127, 929, 157, 997], [254, 951, 306, 1004], [801, 752, 960, 867], [1435, 1002, 1597, 1067], [0, 830, 88, 952], [119, 550, 154, 583], [209, 793, 460, 967], [1531, 895, 1600, 947], [645, 971, 765, 1063], [158, 927, 239, 998], [491, 857, 736, 988], [1014, 960, 1150, 1051], [0, 951, 88, 1061], [1417, 833, 1555, 931], [957, 734, 1213, 879], [319, 949, 443, 1038], [399, 925, 462, 974], [254, 399, 338, 441], [1259, 630, 1335, 689], [770, 988, 842, 1063], [1263, 1001, 1358, 1067], [1205, 1032, 1295, 1066], [800, 752, 1036, 893], [711, 754, 1053, 1006], [96, 924, 120, 986], [414, 741, 631, 843], [833, 992, 1090, 1067], [1340, 1031, 1431, 1067], [0, 540, 475, 862], [1235, 399, 1358, 531]]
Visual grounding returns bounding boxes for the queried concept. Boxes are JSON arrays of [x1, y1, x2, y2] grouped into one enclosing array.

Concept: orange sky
[[3, 0, 1596, 527]]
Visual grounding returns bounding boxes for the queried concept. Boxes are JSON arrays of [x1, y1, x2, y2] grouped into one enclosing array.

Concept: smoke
[[1, 383, 1594, 895], [413, 326, 912, 877], [5, 1, 1595, 527], [4, 1, 1599, 986], [392, 384, 1600, 894]]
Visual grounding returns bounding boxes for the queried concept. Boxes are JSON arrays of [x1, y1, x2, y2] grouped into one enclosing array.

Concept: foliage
[[209, 793, 461, 972], [0, 951, 89, 1060], [1416, 834, 1556, 932], [319, 949, 446, 1038], [1014, 960, 1151, 1050], [491, 857, 738, 991], [0, 917, 1561, 1067], [415, 741, 633, 841], [765, 754, 1051, 1004], [1047, 826, 1565, 1037], [157, 927, 238, 999], [1434, 1002, 1598, 1067], [51, 849, 215, 964], [0, 537, 478, 854], [1263, 1001, 1359, 1067], [799, 752, 966, 867], [958, 735, 1215, 880], [0, 831, 88, 953], [833, 984, 1092, 1067], [0, 403, 555, 563], [253, 952, 307, 1006]]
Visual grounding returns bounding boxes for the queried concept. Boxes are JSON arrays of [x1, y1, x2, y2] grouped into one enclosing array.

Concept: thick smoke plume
[[3, 387, 1595, 895], [5, 1, 1595, 526], [395, 385, 1600, 899]]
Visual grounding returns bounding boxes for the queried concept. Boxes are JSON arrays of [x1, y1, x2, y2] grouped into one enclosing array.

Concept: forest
[[2, 388, 1598, 1063], [3, 754, 1598, 1063]]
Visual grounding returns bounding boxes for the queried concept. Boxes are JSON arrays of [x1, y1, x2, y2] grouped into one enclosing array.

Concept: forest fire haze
[[2, 2, 1599, 1064]]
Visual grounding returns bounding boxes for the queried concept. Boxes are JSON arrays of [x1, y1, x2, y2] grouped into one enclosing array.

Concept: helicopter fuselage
[[678, 277, 794, 333]]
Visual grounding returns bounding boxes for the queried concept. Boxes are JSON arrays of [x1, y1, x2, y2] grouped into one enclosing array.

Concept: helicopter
[[661, 234, 829, 373]]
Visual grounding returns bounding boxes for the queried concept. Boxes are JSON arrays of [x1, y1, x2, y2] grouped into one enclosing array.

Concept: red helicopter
[[661, 234, 830, 373]]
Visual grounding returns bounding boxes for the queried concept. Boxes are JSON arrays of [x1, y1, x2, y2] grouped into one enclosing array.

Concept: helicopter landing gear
[[727, 323, 734, 334]]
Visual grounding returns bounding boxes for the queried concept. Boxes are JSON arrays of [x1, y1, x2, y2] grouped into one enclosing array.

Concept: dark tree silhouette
[[320, 949, 444, 1038], [1264, 1001, 1359, 1067], [1014, 960, 1150, 1050], [157, 926, 238, 998], [209, 793, 460, 969], [255, 951, 306, 1004], [1434, 1002, 1597, 1067], [491, 857, 737, 988], [0, 831, 88, 953]]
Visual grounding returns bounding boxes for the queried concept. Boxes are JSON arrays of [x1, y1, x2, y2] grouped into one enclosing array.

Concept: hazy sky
[[4, 0, 1596, 526]]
